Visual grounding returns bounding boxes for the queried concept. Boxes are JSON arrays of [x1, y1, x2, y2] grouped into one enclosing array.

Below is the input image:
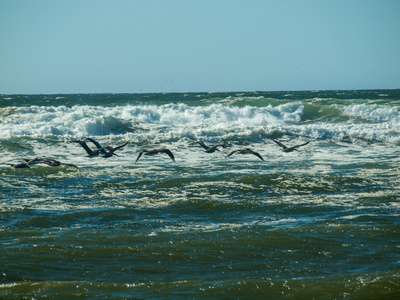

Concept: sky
[[1, 0, 400, 94]]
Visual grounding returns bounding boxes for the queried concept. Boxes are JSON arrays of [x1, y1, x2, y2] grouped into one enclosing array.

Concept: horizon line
[[1, 87, 399, 96]]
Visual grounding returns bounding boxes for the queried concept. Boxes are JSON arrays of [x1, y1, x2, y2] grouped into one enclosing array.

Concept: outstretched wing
[[38, 158, 79, 168], [249, 150, 264, 161], [22, 157, 49, 166], [2, 158, 30, 164], [204, 145, 219, 153], [161, 149, 175, 161], [112, 141, 129, 152], [26, 158, 44, 165], [86, 138, 108, 155], [225, 150, 239, 158], [272, 139, 287, 149], [1, 159, 29, 168], [135, 150, 146, 163], [70, 140, 94, 156], [190, 141, 209, 150], [293, 141, 310, 149], [9, 162, 30, 168]]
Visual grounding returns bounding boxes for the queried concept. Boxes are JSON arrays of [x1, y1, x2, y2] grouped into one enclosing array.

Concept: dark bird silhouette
[[70, 138, 128, 157], [0, 158, 37, 168], [189, 141, 228, 153], [9, 163, 31, 168], [86, 138, 128, 158], [69, 140, 102, 157], [32, 158, 78, 168], [225, 148, 264, 161], [135, 149, 175, 163], [272, 139, 310, 152], [1, 157, 78, 169]]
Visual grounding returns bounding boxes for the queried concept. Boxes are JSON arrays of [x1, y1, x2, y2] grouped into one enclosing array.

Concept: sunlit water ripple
[[1, 90, 399, 298]]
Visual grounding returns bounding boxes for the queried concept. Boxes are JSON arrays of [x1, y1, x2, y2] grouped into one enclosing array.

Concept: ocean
[[1, 90, 399, 299]]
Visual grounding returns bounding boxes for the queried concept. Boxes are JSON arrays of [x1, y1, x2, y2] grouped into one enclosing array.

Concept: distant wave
[[0, 103, 303, 138], [343, 103, 400, 123], [0, 101, 399, 144]]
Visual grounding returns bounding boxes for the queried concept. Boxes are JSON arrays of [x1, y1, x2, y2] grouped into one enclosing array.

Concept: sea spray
[[1, 90, 399, 298]]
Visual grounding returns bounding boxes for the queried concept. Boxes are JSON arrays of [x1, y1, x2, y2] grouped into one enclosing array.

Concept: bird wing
[[1, 158, 27, 164], [272, 139, 287, 149], [25, 157, 47, 165], [61, 162, 79, 168], [38, 158, 79, 168], [1, 158, 41, 167], [250, 150, 264, 161], [135, 150, 146, 163], [225, 150, 239, 157], [190, 141, 209, 150], [198, 141, 209, 150], [204, 145, 219, 153], [70, 140, 94, 155], [161, 149, 175, 161], [86, 138, 102, 149], [86, 138, 108, 155], [11, 163, 30, 168], [112, 141, 129, 152], [293, 141, 310, 149]]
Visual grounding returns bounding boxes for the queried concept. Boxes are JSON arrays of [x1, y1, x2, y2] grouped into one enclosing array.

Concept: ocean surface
[[1, 90, 399, 299]]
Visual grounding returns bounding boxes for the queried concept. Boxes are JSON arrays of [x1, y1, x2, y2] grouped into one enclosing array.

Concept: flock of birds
[[1, 138, 310, 169]]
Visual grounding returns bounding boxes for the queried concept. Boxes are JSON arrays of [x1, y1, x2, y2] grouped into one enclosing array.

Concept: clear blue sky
[[1, 0, 399, 94]]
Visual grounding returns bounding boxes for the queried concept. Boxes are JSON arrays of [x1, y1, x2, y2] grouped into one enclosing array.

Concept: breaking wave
[[0, 99, 399, 144]]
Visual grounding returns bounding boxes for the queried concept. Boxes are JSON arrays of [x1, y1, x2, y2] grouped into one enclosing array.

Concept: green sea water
[[1, 90, 399, 299]]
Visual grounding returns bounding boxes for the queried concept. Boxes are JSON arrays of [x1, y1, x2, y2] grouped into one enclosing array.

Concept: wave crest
[[0, 103, 305, 138], [343, 104, 400, 123], [1, 102, 399, 144]]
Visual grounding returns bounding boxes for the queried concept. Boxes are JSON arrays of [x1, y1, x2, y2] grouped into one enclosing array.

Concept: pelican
[[2, 162, 31, 168], [135, 149, 175, 163], [0, 158, 37, 168], [33, 158, 78, 168], [189, 141, 228, 153], [86, 138, 128, 158], [225, 148, 264, 161], [69, 140, 102, 157], [272, 139, 309, 152], [0, 157, 78, 169], [70, 138, 128, 157]]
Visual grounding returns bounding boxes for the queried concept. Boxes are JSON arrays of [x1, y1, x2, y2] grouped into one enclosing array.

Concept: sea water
[[1, 90, 399, 299]]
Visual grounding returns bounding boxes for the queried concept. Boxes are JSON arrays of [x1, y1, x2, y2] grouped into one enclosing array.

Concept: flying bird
[[1, 157, 78, 169], [272, 139, 310, 152], [225, 148, 264, 161], [189, 141, 228, 153], [70, 138, 128, 157], [0, 158, 38, 168], [33, 158, 79, 168], [135, 149, 175, 163], [86, 138, 129, 158], [69, 140, 103, 157]]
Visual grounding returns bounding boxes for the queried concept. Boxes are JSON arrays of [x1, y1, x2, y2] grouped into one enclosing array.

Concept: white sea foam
[[0, 103, 303, 138], [1, 102, 399, 144], [343, 104, 400, 123]]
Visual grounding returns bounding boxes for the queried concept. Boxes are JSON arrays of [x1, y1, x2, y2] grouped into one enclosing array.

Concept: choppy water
[[1, 90, 400, 299]]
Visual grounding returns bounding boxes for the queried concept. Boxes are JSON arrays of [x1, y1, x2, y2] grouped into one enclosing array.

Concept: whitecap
[[343, 104, 400, 123]]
